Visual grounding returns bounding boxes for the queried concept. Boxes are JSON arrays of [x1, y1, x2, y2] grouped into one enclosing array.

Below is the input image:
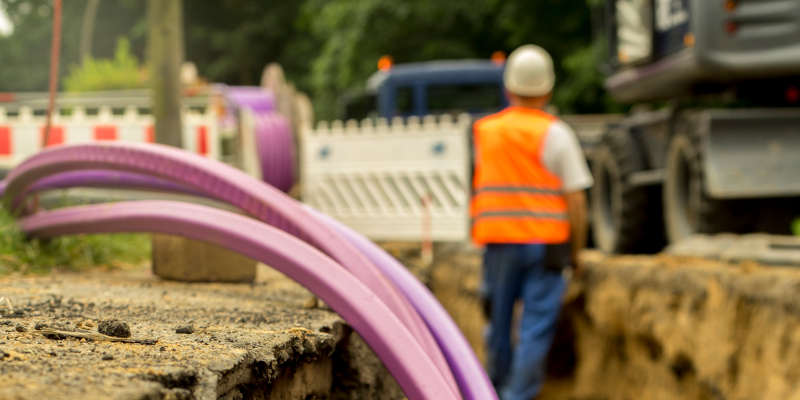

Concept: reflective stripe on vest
[[470, 107, 570, 245]]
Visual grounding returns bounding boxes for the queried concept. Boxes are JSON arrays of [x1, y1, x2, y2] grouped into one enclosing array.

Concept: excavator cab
[[599, 0, 800, 103]]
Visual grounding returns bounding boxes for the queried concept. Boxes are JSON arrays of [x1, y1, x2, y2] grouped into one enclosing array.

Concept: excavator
[[590, 0, 800, 253]]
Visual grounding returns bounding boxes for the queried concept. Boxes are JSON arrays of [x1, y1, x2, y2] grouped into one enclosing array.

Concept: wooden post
[[147, 0, 256, 282], [147, 0, 183, 148]]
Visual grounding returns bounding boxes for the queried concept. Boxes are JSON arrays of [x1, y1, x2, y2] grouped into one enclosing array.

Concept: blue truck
[[339, 59, 507, 121]]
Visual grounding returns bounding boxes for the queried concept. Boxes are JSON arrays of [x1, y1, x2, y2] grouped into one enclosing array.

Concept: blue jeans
[[482, 243, 567, 400]]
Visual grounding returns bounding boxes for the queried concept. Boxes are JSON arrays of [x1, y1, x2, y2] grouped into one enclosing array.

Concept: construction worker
[[471, 45, 592, 400]]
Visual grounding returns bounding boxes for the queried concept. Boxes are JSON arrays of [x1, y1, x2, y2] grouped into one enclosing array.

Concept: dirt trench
[[570, 252, 800, 400], [426, 245, 800, 400]]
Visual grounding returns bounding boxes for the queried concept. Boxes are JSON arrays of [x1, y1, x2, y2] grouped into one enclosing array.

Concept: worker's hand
[[571, 251, 585, 280]]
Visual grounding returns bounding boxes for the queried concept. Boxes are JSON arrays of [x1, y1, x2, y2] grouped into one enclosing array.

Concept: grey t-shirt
[[541, 120, 594, 193]]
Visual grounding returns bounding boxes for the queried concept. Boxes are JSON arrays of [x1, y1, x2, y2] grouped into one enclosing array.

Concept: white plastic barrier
[[302, 114, 472, 242], [0, 105, 219, 170]]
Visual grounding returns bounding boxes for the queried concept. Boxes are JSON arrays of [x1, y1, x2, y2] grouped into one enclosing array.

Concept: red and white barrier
[[0, 105, 219, 169]]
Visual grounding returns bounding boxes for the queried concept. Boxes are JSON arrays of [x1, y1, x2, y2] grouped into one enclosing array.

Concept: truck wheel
[[590, 128, 665, 253], [663, 115, 752, 243]]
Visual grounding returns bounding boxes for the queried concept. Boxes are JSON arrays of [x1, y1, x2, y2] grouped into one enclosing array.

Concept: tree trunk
[[79, 0, 101, 62], [147, 0, 184, 148]]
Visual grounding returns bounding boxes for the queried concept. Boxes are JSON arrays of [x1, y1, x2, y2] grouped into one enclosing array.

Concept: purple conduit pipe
[[0, 172, 195, 200], [310, 208, 498, 400], [224, 86, 276, 114], [2, 142, 455, 394], [254, 113, 295, 193], [219, 85, 295, 193], [19, 200, 459, 400], [24, 170, 205, 197], [5, 167, 497, 399]]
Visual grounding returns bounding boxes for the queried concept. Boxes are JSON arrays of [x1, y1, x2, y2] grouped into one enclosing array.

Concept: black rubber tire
[[590, 128, 666, 254], [663, 113, 753, 243]]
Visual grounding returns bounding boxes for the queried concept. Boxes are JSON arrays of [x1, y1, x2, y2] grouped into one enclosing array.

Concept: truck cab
[[339, 59, 507, 121]]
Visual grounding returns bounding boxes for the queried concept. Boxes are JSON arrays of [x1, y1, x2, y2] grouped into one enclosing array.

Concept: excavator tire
[[590, 127, 666, 254], [663, 112, 753, 243]]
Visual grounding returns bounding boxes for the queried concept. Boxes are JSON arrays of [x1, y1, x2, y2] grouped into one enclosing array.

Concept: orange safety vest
[[471, 106, 570, 245]]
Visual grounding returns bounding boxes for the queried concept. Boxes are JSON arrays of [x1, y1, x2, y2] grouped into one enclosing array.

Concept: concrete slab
[[0, 264, 403, 399], [152, 234, 257, 283]]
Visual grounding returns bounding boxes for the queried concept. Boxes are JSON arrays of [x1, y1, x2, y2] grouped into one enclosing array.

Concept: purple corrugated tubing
[[1, 142, 456, 395], [254, 113, 295, 193], [309, 208, 498, 400], [24, 170, 205, 197], [225, 86, 276, 114], [223, 86, 295, 193], [18, 200, 459, 400], [2, 166, 496, 400]]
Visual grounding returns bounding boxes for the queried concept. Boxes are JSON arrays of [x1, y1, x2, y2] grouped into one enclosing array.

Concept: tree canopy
[[0, 0, 618, 117]]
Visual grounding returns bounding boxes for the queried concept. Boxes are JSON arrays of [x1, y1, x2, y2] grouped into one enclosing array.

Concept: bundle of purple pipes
[[0, 88, 498, 399]]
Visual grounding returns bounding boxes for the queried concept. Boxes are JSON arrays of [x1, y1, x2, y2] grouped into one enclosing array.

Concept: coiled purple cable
[[224, 85, 276, 114], [254, 113, 295, 193], [221, 86, 295, 193]]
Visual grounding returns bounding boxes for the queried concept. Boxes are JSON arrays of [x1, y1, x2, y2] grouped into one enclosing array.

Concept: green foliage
[[183, 0, 305, 86], [64, 37, 145, 92], [301, 0, 595, 119], [792, 218, 800, 237], [0, 207, 150, 275], [554, 42, 627, 114], [0, 0, 146, 92], [0, 0, 614, 118]]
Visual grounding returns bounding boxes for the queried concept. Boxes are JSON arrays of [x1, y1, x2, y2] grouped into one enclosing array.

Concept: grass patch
[[0, 207, 150, 275]]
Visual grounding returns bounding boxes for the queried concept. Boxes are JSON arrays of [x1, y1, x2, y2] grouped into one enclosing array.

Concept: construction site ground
[[3, 239, 800, 399], [427, 243, 800, 400], [0, 262, 403, 400]]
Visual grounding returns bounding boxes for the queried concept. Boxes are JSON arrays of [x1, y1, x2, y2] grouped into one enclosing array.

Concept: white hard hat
[[503, 45, 555, 97]]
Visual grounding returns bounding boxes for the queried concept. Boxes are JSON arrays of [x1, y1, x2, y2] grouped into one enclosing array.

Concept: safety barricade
[[0, 105, 219, 170], [301, 114, 472, 242]]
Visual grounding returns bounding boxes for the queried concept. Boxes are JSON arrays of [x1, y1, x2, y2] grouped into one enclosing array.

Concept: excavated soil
[[0, 264, 403, 399], [13, 239, 792, 400], [424, 245, 800, 400], [568, 252, 800, 400]]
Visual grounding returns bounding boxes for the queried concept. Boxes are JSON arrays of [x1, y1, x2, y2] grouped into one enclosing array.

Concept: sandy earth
[[567, 252, 800, 400], [425, 245, 800, 400]]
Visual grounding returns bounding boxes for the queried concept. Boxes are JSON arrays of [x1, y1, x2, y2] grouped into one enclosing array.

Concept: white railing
[[0, 105, 220, 169], [301, 114, 472, 242]]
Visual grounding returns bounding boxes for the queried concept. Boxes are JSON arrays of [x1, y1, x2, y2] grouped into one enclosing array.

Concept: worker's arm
[[565, 189, 588, 277]]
